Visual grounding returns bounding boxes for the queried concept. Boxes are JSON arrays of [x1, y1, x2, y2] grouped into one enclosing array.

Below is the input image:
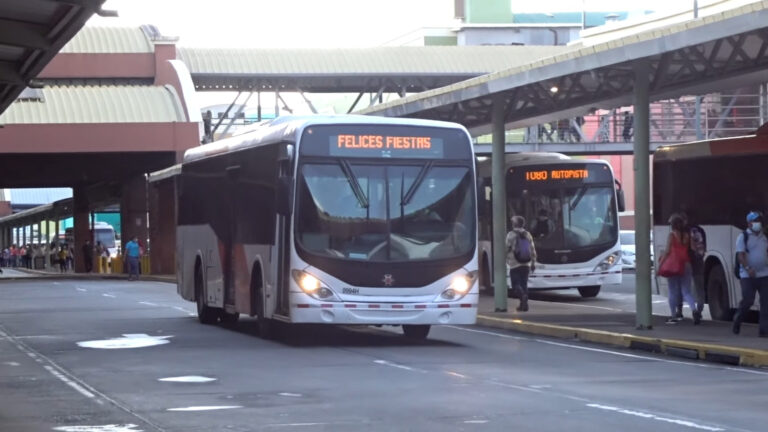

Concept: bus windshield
[[95, 229, 116, 248], [513, 186, 618, 249], [507, 163, 618, 263], [296, 161, 475, 262]]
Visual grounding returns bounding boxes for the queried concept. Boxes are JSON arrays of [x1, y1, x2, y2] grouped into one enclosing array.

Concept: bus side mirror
[[277, 176, 293, 216], [616, 189, 626, 213]]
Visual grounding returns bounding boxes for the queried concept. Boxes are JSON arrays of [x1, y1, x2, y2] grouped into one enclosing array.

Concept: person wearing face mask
[[732, 211, 768, 337]]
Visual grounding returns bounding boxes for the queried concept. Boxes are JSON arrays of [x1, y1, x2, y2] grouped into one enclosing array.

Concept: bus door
[[223, 165, 238, 309], [274, 144, 294, 316]]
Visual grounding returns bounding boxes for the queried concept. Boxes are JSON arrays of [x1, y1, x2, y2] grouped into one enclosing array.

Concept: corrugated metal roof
[[8, 188, 72, 206], [0, 85, 186, 124], [60, 25, 153, 53], [359, 0, 768, 121], [178, 46, 569, 76]]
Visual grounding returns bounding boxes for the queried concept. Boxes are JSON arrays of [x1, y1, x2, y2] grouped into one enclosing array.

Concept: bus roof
[[182, 115, 469, 164], [655, 123, 768, 162]]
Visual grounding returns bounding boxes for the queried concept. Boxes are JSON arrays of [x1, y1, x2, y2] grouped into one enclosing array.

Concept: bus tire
[[706, 264, 734, 321], [578, 285, 601, 298], [250, 264, 274, 339], [220, 310, 240, 325], [479, 255, 493, 296], [195, 263, 218, 325], [402, 324, 431, 340]]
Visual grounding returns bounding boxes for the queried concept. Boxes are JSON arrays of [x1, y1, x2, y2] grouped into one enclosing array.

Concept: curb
[[1, 269, 175, 284], [477, 315, 768, 368]]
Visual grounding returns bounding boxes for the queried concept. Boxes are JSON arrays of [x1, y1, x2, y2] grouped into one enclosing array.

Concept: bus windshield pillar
[[634, 59, 653, 330], [492, 95, 509, 312]]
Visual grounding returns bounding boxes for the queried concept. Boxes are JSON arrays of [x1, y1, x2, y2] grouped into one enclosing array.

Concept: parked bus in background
[[64, 222, 117, 256], [171, 116, 479, 339], [653, 123, 768, 321], [477, 153, 625, 298]]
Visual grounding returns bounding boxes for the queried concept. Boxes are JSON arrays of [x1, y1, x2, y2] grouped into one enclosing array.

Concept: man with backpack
[[506, 215, 537, 312], [733, 211, 768, 337]]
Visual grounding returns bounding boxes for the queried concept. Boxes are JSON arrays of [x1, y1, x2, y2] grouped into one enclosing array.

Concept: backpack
[[513, 231, 533, 263], [734, 230, 748, 279]]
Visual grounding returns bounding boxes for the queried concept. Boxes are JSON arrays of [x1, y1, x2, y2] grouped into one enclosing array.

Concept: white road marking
[[0, 325, 166, 431], [444, 325, 527, 340], [264, 423, 328, 428], [77, 334, 172, 350], [448, 325, 768, 376], [158, 376, 216, 383], [463, 420, 488, 424], [102, 294, 116, 298], [4, 361, 20, 366], [76, 288, 87, 292], [53, 425, 142, 432], [445, 371, 468, 379], [278, 392, 303, 397], [139, 302, 158, 307], [53, 282, 61, 285], [43, 365, 95, 398], [373, 359, 423, 372], [587, 404, 725, 431], [529, 385, 552, 389], [166, 406, 242, 412], [172, 306, 195, 316]]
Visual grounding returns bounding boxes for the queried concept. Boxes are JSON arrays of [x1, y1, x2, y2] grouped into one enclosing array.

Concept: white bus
[[477, 153, 625, 298], [174, 115, 479, 339], [653, 124, 768, 321]]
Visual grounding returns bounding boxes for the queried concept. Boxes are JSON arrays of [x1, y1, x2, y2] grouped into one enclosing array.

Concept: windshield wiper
[[401, 161, 433, 206], [569, 185, 589, 211], [338, 159, 369, 209]]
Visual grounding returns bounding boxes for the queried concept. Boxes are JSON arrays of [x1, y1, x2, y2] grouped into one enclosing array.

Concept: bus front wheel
[[402, 325, 431, 340], [195, 266, 219, 325], [706, 264, 734, 321], [578, 285, 601, 298]]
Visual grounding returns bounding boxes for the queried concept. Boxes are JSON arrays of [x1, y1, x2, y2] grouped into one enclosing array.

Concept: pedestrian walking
[[58, 246, 68, 273], [124, 236, 141, 281], [82, 240, 94, 273], [506, 215, 537, 312], [622, 111, 633, 142], [658, 213, 700, 324], [732, 211, 768, 337]]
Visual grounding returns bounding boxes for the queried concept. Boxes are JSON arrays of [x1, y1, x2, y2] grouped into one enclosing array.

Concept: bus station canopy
[[0, 0, 106, 114], [358, 1, 768, 135]]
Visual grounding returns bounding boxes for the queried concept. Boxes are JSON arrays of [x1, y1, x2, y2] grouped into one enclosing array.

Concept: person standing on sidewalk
[[732, 211, 768, 337], [506, 215, 536, 312], [124, 236, 141, 281], [82, 240, 94, 273], [659, 213, 700, 324]]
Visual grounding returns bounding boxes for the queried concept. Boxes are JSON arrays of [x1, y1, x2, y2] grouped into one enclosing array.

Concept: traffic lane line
[[446, 324, 768, 376], [369, 328, 733, 432], [474, 315, 768, 369]]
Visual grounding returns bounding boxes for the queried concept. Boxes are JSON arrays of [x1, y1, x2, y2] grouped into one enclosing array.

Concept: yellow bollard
[[96, 256, 103, 273], [112, 256, 123, 274], [141, 256, 151, 275]]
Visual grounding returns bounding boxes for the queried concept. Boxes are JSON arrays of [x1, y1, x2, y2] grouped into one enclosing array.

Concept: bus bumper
[[288, 293, 478, 325], [525, 269, 622, 290]]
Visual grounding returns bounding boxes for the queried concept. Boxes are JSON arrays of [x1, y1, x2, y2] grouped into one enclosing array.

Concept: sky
[[91, 0, 693, 48]]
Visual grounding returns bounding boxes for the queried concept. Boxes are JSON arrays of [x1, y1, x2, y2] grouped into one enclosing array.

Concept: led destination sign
[[329, 135, 444, 158], [525, 169, 589, 181], [509, 164, 613, 186]]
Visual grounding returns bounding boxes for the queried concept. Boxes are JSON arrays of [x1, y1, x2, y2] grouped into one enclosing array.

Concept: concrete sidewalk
[[477, 295, 768, 368]]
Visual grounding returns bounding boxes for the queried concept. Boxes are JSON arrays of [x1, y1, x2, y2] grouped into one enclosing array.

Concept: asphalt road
[[1, 278, 766, 432]]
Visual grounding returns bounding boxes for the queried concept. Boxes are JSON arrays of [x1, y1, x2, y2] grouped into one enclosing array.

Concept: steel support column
[[634, 60, 652, 330], [492, 95, 508, 312]]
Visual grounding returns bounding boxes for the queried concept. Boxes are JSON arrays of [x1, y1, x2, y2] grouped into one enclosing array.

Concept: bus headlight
[[437, 271, 477, 301], [593, 252, 621, 272], [291, 270, 340, 301]]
